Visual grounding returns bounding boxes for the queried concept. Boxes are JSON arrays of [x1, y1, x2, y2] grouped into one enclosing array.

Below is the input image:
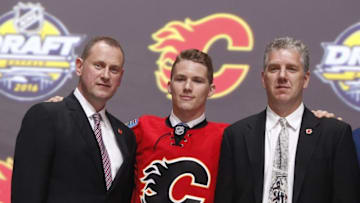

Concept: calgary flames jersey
[[129, 115, 228, 203]]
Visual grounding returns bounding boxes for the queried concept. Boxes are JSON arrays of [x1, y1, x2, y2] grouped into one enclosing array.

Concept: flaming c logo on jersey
[[149, 13, 253, 99], [0, 2, 83, 101], [0, 157, 12, 203], [140, 157, 210, 203], [315, 22, 360, 111]]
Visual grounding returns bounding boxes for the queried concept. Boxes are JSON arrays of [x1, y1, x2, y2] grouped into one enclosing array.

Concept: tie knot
[[92, 113, 102, 123], [279, 118, 287, 127]]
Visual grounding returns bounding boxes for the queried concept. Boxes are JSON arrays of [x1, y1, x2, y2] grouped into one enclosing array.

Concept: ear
[[208, 83, 216, 98], [261, 71, 266, 88], [167, 81, 172, 94], [116, 69, 125, 87], [75, 57, 84, 76], [303, 71, 310, 88]]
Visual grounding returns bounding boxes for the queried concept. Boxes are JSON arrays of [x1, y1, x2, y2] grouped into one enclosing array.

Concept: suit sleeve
[[129, 118, 142, 203], [332, 123, 360, 203], [214, 127, 235, 203], [131, 118, 142, 146], [11, 103, 55, 203]]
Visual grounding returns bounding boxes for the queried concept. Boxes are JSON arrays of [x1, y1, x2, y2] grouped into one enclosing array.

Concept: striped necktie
[[92, 113, 112, 190]]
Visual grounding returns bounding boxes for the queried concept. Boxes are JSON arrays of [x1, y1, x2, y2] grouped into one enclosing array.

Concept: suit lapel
[[65, 94, 105, 184], [293, 108, 320, 203], [106, 112, 130, 191], [245, 110, 266, 203]]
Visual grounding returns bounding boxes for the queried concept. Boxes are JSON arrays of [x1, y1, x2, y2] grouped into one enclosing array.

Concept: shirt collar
[[169, 110, 206, 128], [266, 103, 304, 131], [74, 88, 106, 120]]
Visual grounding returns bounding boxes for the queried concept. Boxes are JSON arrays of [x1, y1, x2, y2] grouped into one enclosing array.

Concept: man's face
[[262, 48, 310, 108], [168, 60, 215, 118], [76, 41, 124, 108]]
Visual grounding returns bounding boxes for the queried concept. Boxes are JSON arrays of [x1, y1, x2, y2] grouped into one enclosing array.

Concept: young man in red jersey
[[128, 49, 228, 203]]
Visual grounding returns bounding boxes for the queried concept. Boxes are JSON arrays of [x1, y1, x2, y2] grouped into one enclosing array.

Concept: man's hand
[[46, 96, 64, 102], [311, 110, 343, 120]]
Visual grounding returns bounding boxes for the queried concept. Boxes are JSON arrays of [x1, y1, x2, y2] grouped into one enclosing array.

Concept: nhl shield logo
[[14, 2, 44, 33], [174, 125, 186, 136]]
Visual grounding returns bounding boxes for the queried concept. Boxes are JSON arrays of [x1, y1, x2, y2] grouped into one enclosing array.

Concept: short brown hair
[[171, 49, 214, 84], [80, 36, 125, 66]]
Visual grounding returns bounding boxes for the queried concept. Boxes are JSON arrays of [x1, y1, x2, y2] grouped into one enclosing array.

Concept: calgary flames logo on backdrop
[[0, 158, 12, 203], [140, 157, 210, 203], [149, 13, 253, 98], [315, 22, 360, 111], [0, 2, 83, 101]]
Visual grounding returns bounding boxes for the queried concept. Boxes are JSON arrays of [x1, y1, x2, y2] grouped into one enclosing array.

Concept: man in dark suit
[[11, 36, 136, 203], [215, 37, 360, 203], [353, 128, 360, 166]]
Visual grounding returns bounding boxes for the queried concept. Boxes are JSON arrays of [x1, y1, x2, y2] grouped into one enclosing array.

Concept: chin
[[94, 93, 112, 101], [275, 97, 291, 103], [273, 93, 291, 100], [178, 105, 196, 112]]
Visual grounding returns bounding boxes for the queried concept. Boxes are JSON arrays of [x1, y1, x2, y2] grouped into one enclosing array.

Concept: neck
[[91, 102, 105, 112], [77, 86, 105, 112], [173, 109, 204, 123], [268, 101, 302, 118]]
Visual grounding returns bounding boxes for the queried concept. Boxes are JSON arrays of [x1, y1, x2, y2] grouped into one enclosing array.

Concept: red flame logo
[[149, 13, 254, 98], [0, 158, 12, 203]]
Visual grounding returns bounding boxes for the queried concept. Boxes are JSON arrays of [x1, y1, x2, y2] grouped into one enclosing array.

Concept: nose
[[277, 67, 288, 83], [101, 67, 110, 81], [183, 79, 192, 92], [279, 67, 286, 78]]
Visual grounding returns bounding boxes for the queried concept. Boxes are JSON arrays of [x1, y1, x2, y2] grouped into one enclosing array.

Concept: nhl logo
[[174, 125, 186, 136], [0, 2, 83, 101], [14, 2, 44, 33]]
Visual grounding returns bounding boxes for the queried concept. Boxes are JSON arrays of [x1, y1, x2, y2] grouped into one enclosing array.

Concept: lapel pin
[[118, 128, 123, 135], [305, 128, 312, 135]]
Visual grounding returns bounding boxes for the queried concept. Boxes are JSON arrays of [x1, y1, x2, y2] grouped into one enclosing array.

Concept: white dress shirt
[[169, 110, 205, 128], [74, 88, 123, 180], [262, 103, 304, 203]]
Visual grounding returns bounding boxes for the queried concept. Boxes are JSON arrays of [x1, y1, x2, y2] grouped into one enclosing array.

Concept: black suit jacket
[[12, 93, 136, 203], [215, 108, 360, 203]]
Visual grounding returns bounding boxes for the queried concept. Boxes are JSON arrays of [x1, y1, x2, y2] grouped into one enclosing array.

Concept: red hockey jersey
[[129, 115, 229, 203]]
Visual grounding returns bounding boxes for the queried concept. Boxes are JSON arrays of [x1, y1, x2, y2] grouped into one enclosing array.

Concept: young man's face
[[262, 48, 310, 109], [168, 60, 215, 118], [76, 41, 124, 109]]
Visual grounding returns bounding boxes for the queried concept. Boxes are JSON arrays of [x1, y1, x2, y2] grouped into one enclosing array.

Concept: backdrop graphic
[[0, 0, 360, 202]]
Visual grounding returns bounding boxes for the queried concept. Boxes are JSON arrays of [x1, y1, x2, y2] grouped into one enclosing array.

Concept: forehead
[[173, 60, 208, 77], [87, 42, 124, 64], [267, 48, 302, 65]]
